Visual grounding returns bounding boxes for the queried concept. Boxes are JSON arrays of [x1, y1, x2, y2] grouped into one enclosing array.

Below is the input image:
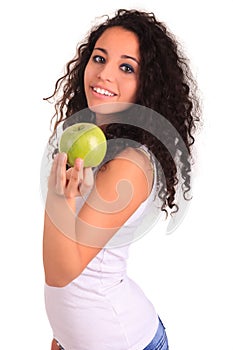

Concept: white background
[[0, 0, 232, 349]]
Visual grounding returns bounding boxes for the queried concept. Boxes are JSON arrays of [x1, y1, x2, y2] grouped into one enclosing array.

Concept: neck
[[95, 113, 122, 130]]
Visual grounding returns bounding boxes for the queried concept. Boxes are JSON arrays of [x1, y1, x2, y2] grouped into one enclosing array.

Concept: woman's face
[[84, 26, 140, 118]]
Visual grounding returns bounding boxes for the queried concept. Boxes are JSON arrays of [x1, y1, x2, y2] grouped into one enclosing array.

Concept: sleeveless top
[[44, 145, 160, 350]]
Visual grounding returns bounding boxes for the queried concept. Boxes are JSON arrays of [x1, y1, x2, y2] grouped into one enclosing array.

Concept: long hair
[[44, 9, 202, 217]]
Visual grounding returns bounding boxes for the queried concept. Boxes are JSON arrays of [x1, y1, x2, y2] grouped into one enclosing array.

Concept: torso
[[44, 145, 159, 350]]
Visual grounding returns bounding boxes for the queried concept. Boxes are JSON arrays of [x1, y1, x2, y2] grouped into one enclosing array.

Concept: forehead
[[95, 26, 140, 56]]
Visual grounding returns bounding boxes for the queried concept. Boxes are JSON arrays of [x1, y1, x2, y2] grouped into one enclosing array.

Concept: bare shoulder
[[96, 146, 154, 202], [117, 146, 152, 166], [115, 146, 154, 190]]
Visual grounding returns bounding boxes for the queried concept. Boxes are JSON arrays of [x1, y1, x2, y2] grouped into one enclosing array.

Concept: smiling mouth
[[92, 86, 116, 97]]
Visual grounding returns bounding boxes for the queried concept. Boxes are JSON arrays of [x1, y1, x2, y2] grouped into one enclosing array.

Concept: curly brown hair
[[45, 9, 202, 218]]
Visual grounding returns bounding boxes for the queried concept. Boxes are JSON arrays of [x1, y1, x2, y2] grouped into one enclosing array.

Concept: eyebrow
[[93, 47, 140, 65]]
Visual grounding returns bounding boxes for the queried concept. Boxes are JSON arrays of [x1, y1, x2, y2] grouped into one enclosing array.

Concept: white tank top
[[44, 146, 159, 350]]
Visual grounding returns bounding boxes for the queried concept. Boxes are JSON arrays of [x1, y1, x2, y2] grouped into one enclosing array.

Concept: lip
[[90, 85, 117, 97]]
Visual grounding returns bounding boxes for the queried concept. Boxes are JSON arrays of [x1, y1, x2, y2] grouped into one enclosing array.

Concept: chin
[[88, 101, 134, 116]]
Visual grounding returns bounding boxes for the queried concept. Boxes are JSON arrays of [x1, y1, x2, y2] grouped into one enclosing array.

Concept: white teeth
[[93, 87, 115, 97]]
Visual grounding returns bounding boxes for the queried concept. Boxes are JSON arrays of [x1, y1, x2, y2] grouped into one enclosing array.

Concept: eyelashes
[[120, 63, 135, 74], [92, 55, 135, 74], [93, 55, 105, 64]]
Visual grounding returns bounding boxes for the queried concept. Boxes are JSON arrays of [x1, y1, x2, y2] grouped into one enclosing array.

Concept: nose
[[97, 63, 115, 82]]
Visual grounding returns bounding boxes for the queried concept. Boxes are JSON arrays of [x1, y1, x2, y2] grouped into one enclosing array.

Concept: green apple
[[59, 123, 107, 167]]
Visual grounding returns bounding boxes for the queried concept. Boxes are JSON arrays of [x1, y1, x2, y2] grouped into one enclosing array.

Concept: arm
[[43, 148, 153, 287]]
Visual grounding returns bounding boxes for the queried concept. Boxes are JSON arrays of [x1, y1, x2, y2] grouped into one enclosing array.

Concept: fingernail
[[75, 158, 84, 167], [60, 152, 67, 161]]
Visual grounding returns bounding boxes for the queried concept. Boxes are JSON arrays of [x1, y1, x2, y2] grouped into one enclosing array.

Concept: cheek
[[123, 80, 138, 102], [84, 66, 91, 93], [83, 66, 88, 85]]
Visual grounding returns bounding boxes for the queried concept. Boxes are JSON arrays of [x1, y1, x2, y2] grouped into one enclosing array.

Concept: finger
[[66, 167, 73, 181], [75, 158, 84, 182], [56, 152, 67, 195], [48, 153, 59, 189], [66, 158, 84, 196], [79, 167, 94, 196]]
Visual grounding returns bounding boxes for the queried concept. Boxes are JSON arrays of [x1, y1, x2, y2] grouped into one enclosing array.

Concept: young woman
[[43, 9, 201, 350]]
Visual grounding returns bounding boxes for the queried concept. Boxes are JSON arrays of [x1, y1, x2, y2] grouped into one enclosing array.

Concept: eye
[[92, 55, 105, 64], [120, 63, 135, 74]]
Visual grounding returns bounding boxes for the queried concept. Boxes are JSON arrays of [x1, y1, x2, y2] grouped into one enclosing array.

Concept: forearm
[[43, 192, 83, 287]]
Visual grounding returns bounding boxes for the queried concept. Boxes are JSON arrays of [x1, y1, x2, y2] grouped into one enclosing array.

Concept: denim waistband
[[143, 317, 169, 350]]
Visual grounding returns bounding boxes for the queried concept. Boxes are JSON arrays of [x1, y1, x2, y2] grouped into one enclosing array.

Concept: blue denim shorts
[[143, 317, 169, 350], [55, 316, 169, 350]]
